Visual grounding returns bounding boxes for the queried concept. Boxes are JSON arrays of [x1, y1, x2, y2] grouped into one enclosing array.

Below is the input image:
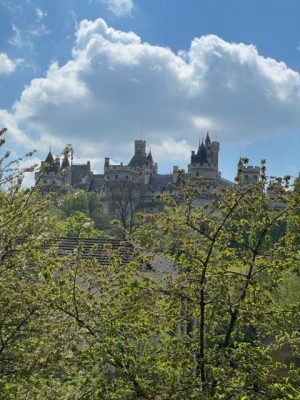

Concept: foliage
[[0, 128, 71, 398], [0, 127, 299, 399], [58, 189, 109, 230], [56, 210, 111, 238], [133, 167, 300, 398], [104, 180, 145, 235]]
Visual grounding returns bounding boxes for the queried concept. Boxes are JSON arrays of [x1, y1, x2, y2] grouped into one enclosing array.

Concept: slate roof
[[148, 174, 173, 192], [56, 237, 132, 265], [56, 237, 176, 275], [42, 151, 60, 173], [45, 151, 54, 164], [71, 164, 91, 186], [191, 141, 208, 165], [88, 174, 105, 192], [128, 153, 148, 168]]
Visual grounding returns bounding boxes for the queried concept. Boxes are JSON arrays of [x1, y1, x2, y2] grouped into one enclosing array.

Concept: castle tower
[[188, 134, 220, 180], [61, 154, 71, 186], [35, 149, 71, 195], [236, 158, 260, 186], [205, 133, 212, 165], [211, 140, 219, 170], [134, 140, 146, 156]]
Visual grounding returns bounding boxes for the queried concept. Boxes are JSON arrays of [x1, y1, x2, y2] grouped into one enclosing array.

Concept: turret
[[237, 158, 260, 186], [173, 165, 179, 184], [211, 141, 219, 170], [134, 140, 146, 156]]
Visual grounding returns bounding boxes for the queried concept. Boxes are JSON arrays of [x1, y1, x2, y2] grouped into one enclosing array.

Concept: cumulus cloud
[[0, 52, 18, 74], [3, 18, 300, 168], [101, 0, 134, 17]]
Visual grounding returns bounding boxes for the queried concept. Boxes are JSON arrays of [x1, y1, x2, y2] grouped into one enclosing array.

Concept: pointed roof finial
[[45, 148, 54, 164], [205, 132, 211, 146]]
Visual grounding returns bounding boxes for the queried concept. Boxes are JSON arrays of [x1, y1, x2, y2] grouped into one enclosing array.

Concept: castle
[[35, 133, 260, 206]]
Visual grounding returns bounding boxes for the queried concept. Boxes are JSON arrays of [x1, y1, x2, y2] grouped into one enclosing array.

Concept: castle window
[[196, 172, 199, 177], [115, 175, 118, 179], [53, 180, 56, 184], [126, 175, 128, 179], [43, 180, 47, 184], [245, 175, 249, 180], [254, 175, 258, 180]]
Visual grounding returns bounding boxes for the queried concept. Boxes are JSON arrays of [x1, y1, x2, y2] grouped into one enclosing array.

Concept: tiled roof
[[56, 237, 176, 275], [12, 237, 176, 275], [56, 237, 133, 265]]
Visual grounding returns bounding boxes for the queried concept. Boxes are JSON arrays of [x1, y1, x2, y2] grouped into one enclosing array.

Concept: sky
[[0, 0, 300, 184]]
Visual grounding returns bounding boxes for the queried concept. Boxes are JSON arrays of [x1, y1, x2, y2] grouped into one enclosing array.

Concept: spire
[[195, 141, 208, 165], [45, 150, 54, 164], [205, 132, 211, 147], [147, 151, 153, 163]]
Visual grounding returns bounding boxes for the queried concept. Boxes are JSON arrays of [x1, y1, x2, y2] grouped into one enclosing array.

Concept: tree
[[132, 167, 300, 398], [56, 210, 111, 238], [0, 128, 74, 398], [59, 189, 109, 229], [0, 126, 299, 399], [104, 180, 145, 235]]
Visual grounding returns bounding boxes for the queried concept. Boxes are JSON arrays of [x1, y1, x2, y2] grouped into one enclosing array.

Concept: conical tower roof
[[197, 141, 208, 164], [205, 132, 211, 146], [45, 151, 54, 164]]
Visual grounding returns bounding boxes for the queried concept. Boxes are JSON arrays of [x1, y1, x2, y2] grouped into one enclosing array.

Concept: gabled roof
[[56, 237, 176, 274]]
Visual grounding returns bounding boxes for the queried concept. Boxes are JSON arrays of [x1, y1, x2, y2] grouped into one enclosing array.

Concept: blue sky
[[0, 0, 300, 182]]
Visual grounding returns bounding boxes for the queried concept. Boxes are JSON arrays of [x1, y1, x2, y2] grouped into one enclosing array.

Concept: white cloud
[[31, 7, 49, 36], [35, 7, 47, 20], [29, 24, 50, 37], [151, 138, 192, 162], [101, 0, 134, 17], [0, 52, 18, 74], [8, 23, 23, 47], [3, 18, 300, 169]]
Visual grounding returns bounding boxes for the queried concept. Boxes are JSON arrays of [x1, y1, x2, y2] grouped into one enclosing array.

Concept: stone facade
[[237, 158, 260, 186], [35, 134, 259, 206]]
